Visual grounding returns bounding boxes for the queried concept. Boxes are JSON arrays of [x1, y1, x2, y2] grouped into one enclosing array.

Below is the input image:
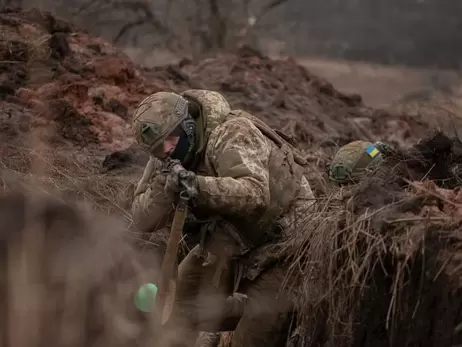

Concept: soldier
[[131, 89, 316, 347], [327, 140, 392, 185]]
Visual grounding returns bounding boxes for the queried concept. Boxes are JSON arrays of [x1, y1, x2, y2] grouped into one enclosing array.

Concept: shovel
[[155, 163, 198, 325]]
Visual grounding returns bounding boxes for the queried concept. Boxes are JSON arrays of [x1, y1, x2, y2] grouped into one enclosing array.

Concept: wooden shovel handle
[[156, 192, 189, 324]]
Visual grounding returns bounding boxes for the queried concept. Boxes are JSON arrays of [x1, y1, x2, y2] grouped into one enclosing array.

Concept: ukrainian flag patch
[[365, 145, 379, 158]]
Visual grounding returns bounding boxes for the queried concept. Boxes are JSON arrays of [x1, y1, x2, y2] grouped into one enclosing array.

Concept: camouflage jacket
[[131, 89, 316, 252]]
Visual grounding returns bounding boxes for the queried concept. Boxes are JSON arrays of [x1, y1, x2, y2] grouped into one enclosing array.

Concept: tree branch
[[207, 0, 226, 49], [114, 19, 147, 43], [71, 0, 290, 56], [258, 0, 289, 20]]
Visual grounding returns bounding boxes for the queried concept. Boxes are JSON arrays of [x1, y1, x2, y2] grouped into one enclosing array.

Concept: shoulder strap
[[229, 110, 308, 166]]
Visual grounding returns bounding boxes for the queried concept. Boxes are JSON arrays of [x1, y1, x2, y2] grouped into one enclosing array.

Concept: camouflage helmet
[[328, 140, 386, 184], [132, 92, 189, 153]]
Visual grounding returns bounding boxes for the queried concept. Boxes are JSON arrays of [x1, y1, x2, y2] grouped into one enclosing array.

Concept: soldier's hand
[[164, 170, 181, 197], [163, 165, 198, 199]]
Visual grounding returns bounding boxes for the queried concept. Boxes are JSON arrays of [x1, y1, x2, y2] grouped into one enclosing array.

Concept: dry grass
[[277, 194, 462, 346], [0, 139, 178, 257], [2, 128, 462, 347], [273, 132, 462, 347], [0, 141, 136, 219], [0, 124, 170, 346], [2, 14, 461, 342]]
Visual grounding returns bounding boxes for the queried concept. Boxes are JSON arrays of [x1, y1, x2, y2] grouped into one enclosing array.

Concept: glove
[[163, 163, 199, 199]]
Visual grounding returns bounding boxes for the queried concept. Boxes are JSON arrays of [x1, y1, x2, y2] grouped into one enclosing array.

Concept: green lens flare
[[134, 283, 158, 312]]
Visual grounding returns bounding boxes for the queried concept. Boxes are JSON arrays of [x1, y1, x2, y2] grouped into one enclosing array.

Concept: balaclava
[[169, 105, 196, 165]]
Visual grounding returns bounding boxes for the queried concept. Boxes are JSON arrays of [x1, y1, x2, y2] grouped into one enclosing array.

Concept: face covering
[[170, 127, 191, 163], [169, 107, 196, 165]]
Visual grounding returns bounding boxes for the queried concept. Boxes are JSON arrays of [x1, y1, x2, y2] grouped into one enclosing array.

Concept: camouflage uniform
[[131, 90, 316, 347]]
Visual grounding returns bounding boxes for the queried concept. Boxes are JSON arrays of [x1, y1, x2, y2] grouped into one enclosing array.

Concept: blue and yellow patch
[[365, 145, 379, 158]]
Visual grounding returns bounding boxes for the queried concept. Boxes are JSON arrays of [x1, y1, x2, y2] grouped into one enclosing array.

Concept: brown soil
[[278, 131, 462, 347], [178, 46, 430, 151], [1, 5, 460, 347], [0, 6, 434, 213], [0, 7, 152, 151]]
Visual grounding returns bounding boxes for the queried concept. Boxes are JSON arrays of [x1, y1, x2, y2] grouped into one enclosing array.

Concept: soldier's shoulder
[[222, 115, 256, 128], [212, 116, 267, 145], [182, 89, 229, 105]]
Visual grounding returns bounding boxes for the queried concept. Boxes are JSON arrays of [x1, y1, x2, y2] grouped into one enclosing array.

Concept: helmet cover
[[132, 92, 189, 153], [328, 140, 384, 184]]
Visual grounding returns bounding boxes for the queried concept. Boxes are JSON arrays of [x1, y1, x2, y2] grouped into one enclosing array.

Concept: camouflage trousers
[[159, 244, 294, 347]]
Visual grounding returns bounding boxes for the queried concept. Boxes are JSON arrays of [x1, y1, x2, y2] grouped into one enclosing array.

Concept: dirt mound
[[0, 6, 163, 215], [1, 6, 460, 347], [178, 46, 430, 151], [0, 6, 436, 214], [0, 7, 433, 156], [278, 131, 462, 347], [390, 84, 462, 138], [0, 6, 155, 151]]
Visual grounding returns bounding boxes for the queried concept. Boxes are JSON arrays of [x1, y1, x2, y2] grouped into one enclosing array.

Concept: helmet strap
[[169, 113, 197, 166], [181, 115, 196, 146]]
